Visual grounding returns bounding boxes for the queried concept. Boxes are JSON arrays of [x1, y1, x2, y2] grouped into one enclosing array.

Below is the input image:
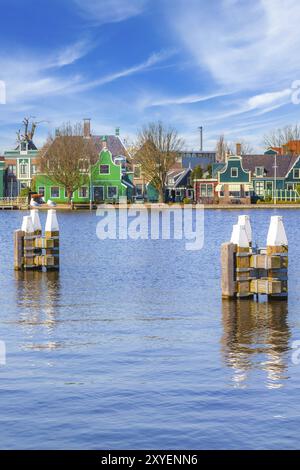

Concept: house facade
[[4, 140, 39, 196], [194, 179, 219, 204], [214, 155, 252, 204], [35, 148, 131, 204], [195, 152, 300, 204]]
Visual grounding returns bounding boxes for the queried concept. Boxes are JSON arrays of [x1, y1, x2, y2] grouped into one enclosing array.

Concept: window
[[231, 168, 238, 178], [135, 184, 143, 196], [107, 186, 118, 198], [256, 181, 265, 196], [100, 164, 110, 174], [31, 164, 37, 175], [79, 186, 89, 198], [20, 163, 28, 177], [8, 164, 16, 175], [38, 186, 45, 197], [51, 187, 60, 198], [207, 184, 213, 197], [134, 165, 141, 178], [20, 142, 28, 152], [255, 167, 264, 177], [229, 191, 240, 198], [64, 188, 68, 198], [294, 168, 300, 179], [200, 184, 206, 196], [287, 183, 294, 190]]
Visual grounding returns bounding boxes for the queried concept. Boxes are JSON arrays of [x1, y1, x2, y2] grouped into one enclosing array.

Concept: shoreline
[[5, 203, 300, 211]]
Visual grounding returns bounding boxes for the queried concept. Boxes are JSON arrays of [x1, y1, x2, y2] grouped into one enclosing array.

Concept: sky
[[1, 0, 300, 153]]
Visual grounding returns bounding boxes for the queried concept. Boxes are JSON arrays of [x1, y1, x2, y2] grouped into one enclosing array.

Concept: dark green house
[[212, 153, 300, 202]]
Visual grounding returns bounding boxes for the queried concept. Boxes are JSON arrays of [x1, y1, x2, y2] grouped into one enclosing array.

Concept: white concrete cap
[[45, 210, 59, 232], [230, 224, 250, 247], [267, 216, 288, 246], [30, 209, 42, 232], [21, 215, 34, 233], [238, 215, 252, 243]]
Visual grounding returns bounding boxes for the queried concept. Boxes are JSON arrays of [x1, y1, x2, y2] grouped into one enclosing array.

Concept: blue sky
[[1, 0, 300, 152]]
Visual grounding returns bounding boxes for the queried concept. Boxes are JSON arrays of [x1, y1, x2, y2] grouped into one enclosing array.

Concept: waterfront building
[[165, 167, 194, 202], [4, 137, 39, 196], [194, 151, 300, 204], [35, 147, 133, 204], [0, 156, 4, 198]]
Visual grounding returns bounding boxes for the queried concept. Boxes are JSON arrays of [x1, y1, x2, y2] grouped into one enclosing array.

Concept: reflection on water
[[222, 299, 290, 389], [15, 270, 60, 330]]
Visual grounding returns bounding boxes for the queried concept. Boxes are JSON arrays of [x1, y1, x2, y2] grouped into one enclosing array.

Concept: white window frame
[[93, 186, 105, 201], [255, 166, 264, 177], [255, 181, 265, 196], [78, 186, 89, 198], [231, 167, 238, 178], [19, 162, 28, 177], [107, 186, 118, 199], [293, 168, 300, 179], [99, 164, 110, 175], [50, 186, 60, 199]]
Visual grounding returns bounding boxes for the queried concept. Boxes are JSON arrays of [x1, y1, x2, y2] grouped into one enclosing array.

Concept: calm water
[[0, 208, 300, 450]]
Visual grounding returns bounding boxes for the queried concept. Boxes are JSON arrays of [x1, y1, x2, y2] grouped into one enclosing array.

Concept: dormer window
[[255, 166, 264, 177], [20, 142, 28, 152], [231, 168, 238, 178], [294, 168, 300, 179]]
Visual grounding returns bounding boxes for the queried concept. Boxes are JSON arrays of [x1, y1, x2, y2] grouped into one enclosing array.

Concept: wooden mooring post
[[221, 215, 288, 300], [14, 209, 60, 272]]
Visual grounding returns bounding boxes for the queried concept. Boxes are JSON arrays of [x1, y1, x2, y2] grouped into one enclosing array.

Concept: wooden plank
[[14, 230, 24, 271]]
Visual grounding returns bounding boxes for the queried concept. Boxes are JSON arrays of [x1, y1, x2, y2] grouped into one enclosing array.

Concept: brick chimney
[[83, 119, 91, 138], [236, 143, 242, 156]]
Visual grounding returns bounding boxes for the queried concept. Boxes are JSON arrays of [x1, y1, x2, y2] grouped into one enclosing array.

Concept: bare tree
[[216, 135, 229, 162], [39, 122, 98, 203], [134, 122, 184, 202], [263, 124, 300, 154], [216, 135, 254, 159]]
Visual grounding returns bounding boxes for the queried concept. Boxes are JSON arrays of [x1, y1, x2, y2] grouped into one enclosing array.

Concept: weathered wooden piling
[[14, 229, 24, 271], [22, 216, 36, 270], [231, 223, 253, 299], [221, 242, 236, 299], [266, 216, 288, 299], [13, 209, 60, 272], [221, 215, 288, 300], [45, 209, 60, 270]]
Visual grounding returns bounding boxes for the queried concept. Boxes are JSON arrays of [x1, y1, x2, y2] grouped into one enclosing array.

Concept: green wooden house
[[35, 149, 133, 204]]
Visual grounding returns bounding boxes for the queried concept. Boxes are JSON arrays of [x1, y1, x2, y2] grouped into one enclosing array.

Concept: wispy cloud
[[170, 0, 300, 90], [73, 0, 148, 24], [71, 49, 176, 91], [139, 91, 230, 108]]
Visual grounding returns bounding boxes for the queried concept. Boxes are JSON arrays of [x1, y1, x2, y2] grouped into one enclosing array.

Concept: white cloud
[[73, 0, 147, 24], [169, 0, 300, 90]]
